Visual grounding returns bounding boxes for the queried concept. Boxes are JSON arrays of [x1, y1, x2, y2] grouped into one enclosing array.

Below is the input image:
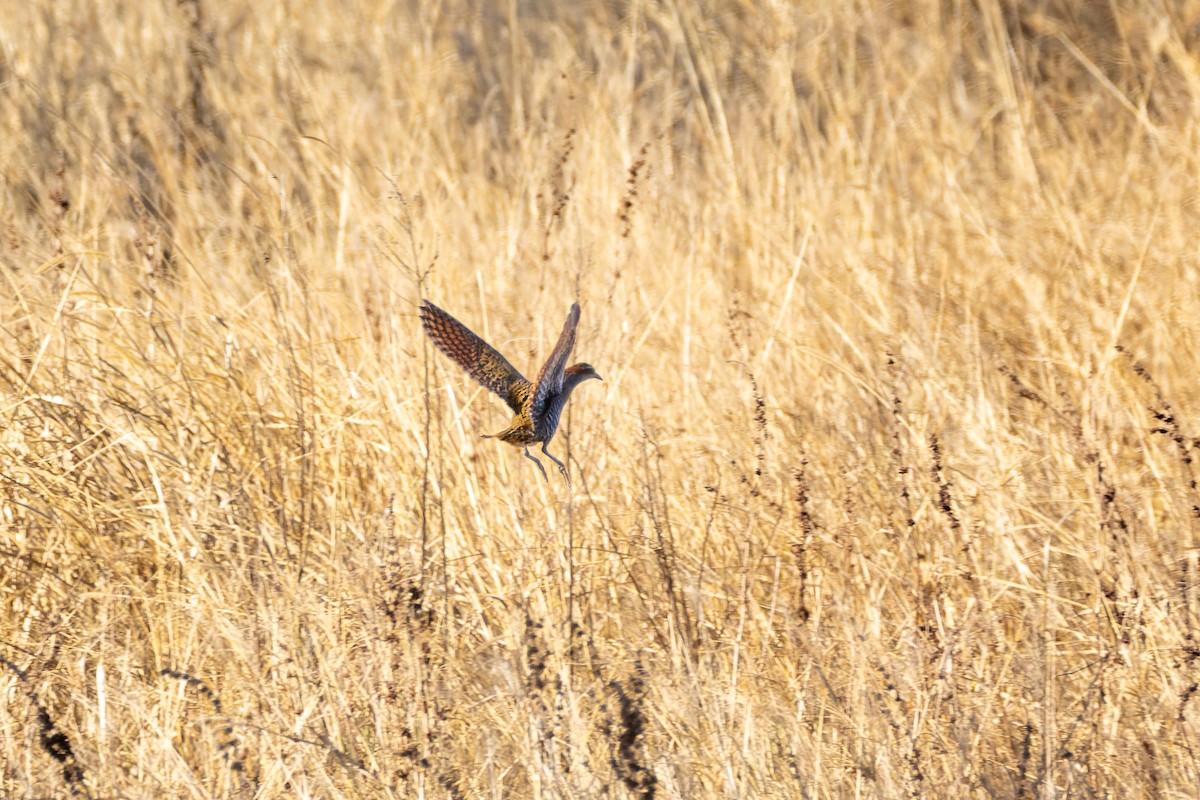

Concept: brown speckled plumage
[[420, 299, 602, 483]]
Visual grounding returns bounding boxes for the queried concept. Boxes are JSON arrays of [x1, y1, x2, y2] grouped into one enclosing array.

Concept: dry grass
[[3, 0, 1200, 796]]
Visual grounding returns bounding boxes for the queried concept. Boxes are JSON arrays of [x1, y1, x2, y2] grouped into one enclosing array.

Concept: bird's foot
[[542, 444, 570, 486]]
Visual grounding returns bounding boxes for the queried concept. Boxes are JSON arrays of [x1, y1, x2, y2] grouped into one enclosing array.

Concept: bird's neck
[[561, 371, 591, 397]]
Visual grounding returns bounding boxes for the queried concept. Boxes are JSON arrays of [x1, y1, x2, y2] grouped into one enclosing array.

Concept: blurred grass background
[[3, 0, 1200, 796]]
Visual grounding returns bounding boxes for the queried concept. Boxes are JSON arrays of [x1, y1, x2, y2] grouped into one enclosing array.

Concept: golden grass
[[3, 0, 1200, 796]]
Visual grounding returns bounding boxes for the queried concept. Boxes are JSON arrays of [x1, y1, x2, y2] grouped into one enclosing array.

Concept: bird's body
[[419, 299, 601, 482]]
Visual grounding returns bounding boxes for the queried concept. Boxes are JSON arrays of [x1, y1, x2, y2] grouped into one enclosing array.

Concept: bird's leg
[[541, 443, 570, 484], [523, 447, 549, 482]]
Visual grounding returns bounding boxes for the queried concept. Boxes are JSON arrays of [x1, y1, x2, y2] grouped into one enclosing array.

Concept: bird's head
[[565, 363, 603, 383]]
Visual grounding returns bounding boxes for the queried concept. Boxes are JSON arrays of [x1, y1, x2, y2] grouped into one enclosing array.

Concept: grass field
[[3, 1, 1200, 797]]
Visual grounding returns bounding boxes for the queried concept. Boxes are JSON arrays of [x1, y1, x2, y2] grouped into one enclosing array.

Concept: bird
[[419, 299, 602, 483]]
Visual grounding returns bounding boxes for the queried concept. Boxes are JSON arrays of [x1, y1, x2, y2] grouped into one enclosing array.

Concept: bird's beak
[[596, 374, 604, 381]]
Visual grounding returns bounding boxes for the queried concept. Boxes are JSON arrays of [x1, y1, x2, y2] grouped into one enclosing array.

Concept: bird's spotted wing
[[529, 303, 581, 424], [420, 300, 530, 414]]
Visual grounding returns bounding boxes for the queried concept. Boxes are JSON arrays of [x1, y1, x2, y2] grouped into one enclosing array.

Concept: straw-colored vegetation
[[3, 0, 1200, 796]]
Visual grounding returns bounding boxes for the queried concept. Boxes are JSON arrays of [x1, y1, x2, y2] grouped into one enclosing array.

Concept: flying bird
[[420, 299, 602, 483]]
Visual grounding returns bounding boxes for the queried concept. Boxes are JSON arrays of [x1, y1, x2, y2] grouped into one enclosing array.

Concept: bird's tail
[[483, 425, 526, 442]]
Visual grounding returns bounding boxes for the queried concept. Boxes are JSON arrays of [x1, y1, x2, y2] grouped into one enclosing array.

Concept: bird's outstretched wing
[[420, 300, 530, 414], [529, 303, 581, 423]]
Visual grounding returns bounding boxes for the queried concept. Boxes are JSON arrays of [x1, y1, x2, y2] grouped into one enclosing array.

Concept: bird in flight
[[420, 299, 602, 483]]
